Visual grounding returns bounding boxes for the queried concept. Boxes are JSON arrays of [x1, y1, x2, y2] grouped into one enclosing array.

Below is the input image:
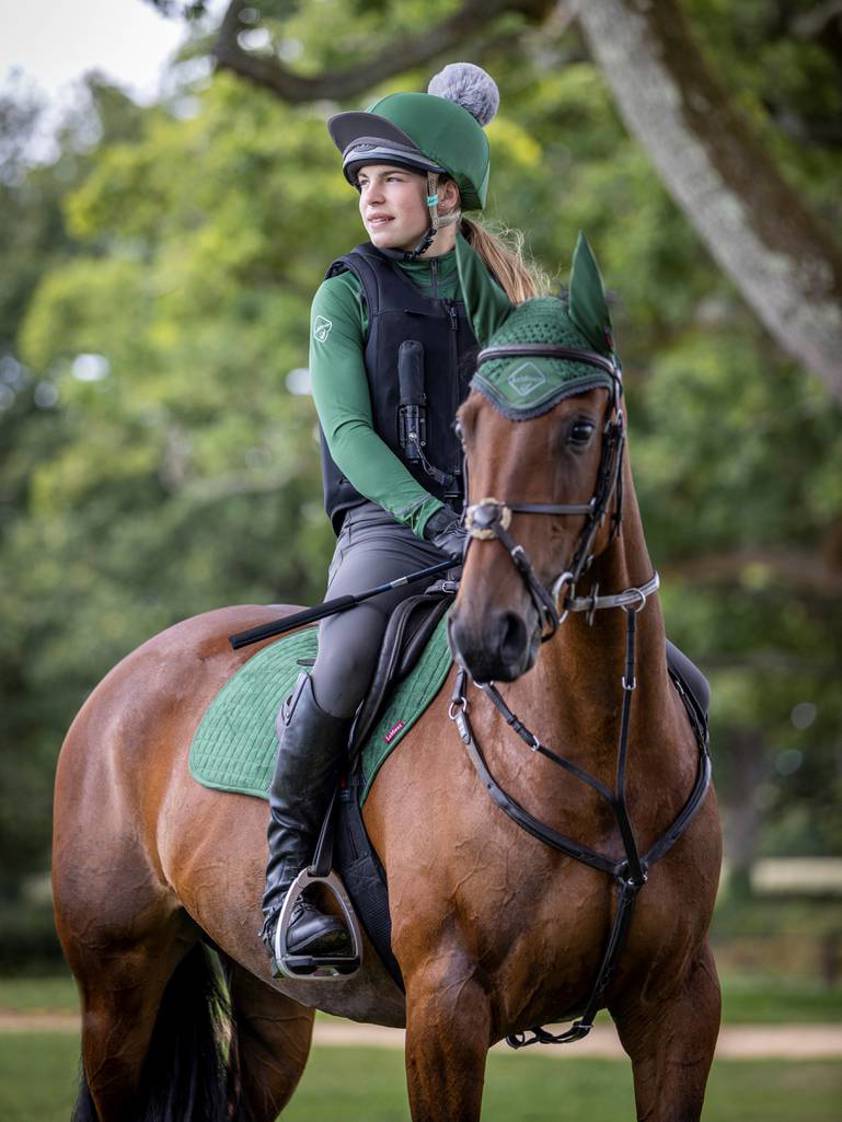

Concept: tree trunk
[[577, 0, 842, 400], [723, 728, 768, 898]]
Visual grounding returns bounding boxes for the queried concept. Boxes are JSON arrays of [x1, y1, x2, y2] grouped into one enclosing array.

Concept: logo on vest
[[313, 315, 333, 343], [506, 361, 546, 397]]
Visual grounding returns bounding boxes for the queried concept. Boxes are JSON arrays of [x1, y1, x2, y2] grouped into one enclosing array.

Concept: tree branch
[[791, 0, 842, 40], [662, 548, 842, 598], [211, 0, 554, 102], [577, 0, 842, 401]]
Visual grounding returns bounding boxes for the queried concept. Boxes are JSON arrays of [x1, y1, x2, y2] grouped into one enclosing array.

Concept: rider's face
[[357, 165, 429, 252]]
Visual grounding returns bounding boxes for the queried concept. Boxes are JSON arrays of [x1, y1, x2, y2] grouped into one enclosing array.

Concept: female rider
[[261, 63, 544, 972]]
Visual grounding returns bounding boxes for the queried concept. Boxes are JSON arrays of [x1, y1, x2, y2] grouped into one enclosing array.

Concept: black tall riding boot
[[260, 671, 351, 966]]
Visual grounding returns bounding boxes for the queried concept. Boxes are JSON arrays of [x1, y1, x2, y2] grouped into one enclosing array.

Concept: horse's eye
[[569, 420, 595, 446]]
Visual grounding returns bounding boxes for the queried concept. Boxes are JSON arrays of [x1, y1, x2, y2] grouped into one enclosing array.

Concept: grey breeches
[[311, 502, 450, 719]]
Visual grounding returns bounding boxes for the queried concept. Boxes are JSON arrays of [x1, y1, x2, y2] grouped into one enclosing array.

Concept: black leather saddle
[[348, 585, 454, 755]]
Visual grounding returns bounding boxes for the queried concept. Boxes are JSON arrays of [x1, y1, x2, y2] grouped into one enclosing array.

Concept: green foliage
[[0, 75, 342, 888], [0, 0, 840, 915], [0, 902, 61, 972], [688, 0, 842, 202]]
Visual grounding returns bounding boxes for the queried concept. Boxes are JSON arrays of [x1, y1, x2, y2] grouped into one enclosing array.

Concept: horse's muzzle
[[449, 606, 540, 682]]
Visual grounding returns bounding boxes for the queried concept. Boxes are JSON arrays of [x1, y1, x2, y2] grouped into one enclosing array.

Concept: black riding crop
[[228, 558, 456, 650]]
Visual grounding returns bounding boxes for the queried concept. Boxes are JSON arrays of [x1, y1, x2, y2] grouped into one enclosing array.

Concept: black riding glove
[[423, 505, 467, 564]]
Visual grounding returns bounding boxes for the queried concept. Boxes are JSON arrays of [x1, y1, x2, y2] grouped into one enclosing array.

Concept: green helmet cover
[[330, 91, 491, 210]]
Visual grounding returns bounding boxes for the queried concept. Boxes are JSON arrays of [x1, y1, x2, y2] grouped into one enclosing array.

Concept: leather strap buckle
[[465, 498, 512, 539]]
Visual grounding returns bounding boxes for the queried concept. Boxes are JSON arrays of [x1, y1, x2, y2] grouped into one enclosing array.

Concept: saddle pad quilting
[[189, 617, 453, 805], [189, 628, 318, 799]]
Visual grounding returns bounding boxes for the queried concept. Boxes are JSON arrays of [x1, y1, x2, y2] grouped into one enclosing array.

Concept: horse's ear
[[456, 233, 513, 346], [569, 232, 614, 355]]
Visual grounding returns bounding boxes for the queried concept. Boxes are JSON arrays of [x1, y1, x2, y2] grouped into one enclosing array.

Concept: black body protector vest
[[320, 243, 479, 533]]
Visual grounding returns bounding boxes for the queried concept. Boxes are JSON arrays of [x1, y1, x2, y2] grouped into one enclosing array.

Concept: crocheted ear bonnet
[[455, 231, 621, 420]]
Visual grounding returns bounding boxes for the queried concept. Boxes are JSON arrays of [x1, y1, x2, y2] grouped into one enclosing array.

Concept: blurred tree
[[164, 0, 842, 398], [0, 77, 151, 892], [2, 75, 344, 889], [578, 0, 842, 400], [1, 0, 840, 907]]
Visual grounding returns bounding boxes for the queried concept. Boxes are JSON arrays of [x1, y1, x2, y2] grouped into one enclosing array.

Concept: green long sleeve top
[[309, 244, 462, 538]]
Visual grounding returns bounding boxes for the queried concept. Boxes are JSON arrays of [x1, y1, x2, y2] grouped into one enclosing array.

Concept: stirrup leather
[[273, 867, 363, 980]]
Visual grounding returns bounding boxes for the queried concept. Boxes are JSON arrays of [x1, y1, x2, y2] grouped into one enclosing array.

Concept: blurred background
[[0, 0, 840, 1117]]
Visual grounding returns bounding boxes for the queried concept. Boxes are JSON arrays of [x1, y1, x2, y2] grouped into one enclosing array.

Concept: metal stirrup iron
[[273, 793, 364, 980]]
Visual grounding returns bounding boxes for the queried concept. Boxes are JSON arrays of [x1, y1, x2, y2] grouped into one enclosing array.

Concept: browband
[[477, 343, 621, 381]]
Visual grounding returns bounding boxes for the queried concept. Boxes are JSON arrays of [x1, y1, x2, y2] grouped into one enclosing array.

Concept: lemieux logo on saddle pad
[[313, 315, 333, 343]]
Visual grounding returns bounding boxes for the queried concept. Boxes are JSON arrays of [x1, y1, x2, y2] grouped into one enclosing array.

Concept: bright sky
[[0, 0, 210, 104]]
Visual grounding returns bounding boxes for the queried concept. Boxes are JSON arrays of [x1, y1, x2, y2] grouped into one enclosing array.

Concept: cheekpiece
[[471, 297, 620, 421]]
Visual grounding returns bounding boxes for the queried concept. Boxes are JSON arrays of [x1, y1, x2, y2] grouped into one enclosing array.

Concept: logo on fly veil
[[313, 315, 333, 343], [506, 361, 546, 397], [384, 720, 405, 744]]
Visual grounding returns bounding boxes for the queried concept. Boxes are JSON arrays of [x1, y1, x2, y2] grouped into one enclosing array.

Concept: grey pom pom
[[427, 62, 499, 127]]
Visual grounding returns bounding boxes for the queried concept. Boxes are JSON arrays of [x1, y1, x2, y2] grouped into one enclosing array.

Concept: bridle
[[462, 342, 627, 641], [448, 341, 712, 1048]]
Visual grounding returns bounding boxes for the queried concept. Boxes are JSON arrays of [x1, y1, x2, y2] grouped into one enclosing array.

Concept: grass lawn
[[721, 974, 842, 1023], [1, 967, 839, 1120], [0, 1034, 840, 1122], [0, 974, 79, 1014], [2, 970, 840, 1023]]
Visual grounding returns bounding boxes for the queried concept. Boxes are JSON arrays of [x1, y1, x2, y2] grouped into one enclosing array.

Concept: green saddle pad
[[189, 616, 453, 805]]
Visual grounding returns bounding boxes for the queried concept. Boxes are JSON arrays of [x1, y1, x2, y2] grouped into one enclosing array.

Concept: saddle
[[349, 586, 454, 753]]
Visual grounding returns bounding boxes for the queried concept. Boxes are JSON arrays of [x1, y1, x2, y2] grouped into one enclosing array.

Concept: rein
[[451, 350, 712, 1047]]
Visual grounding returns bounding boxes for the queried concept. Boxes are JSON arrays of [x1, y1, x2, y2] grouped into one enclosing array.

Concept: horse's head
[[449, 233, 625, 682]]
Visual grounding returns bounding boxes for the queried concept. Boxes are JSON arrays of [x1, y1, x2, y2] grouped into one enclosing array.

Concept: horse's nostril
[[449, 608, 532, 682], [498, 611, 528, 665]]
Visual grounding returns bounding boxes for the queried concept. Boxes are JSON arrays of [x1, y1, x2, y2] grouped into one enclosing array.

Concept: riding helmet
[[327, 62, 499, 211]]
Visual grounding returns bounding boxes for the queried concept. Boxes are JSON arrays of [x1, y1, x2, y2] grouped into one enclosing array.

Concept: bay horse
[[52, 235, 721, 1122]]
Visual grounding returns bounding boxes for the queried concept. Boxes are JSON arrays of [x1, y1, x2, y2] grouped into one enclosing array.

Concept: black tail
[[70, 1077, 97, 1122], [72, 943, 253, 1122]]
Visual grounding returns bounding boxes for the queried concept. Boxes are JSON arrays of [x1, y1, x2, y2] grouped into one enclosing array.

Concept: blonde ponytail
[[461, 217, 547, 303]]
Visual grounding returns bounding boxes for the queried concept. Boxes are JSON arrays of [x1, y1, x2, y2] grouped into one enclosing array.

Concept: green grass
[[0, 973, 78, 1013], [2, 970, 840, 1022], [720, 974, 842, 1023], [712, 894, 842, 937], [0, 1034, 80, 1122], [0, 1035, 840, 1121]]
